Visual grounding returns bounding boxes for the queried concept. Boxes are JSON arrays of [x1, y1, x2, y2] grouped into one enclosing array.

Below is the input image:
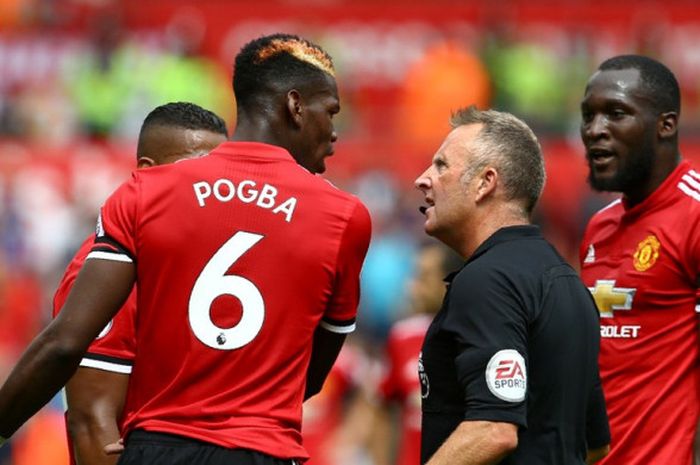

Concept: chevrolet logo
[[588, 280, 636, 318]]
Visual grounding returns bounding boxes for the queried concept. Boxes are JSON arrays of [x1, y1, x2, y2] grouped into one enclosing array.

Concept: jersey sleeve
[[445, 268, 529, 427], [79, 287, 137, 374], [80, 173, 140, 373], [321, 200, 372, 334], [88, 172, 140, 264], [53, 234, 137, 374]]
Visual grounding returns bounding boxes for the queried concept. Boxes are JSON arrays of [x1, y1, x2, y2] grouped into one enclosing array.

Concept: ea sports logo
[[485, 349, 527, 402]]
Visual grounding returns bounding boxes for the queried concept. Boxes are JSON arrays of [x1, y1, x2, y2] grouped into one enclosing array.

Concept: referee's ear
[[475, 166, 498, 203]]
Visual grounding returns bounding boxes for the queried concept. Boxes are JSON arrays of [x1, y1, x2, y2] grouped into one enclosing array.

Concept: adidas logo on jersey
[[584, 244, 595, 263]]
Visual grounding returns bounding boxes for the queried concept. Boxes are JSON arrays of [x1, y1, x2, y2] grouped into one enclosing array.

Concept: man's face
[[139, 126, 227, 167], [415, 125, 481, 243], [580, 68, 659, 193], [296, 74, 340, 174]]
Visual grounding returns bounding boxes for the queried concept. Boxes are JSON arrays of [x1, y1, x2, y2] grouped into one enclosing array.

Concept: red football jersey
[[53, 234, 137, 373], [580, 161, 700, 465], [89, 142, 371, 460], [379, 314, 431, 465]]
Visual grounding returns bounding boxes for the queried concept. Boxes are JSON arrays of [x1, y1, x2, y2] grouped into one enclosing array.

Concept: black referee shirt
[[419, 225, 609, 464]]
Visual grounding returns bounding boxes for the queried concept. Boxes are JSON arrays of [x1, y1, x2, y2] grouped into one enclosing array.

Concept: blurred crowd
[[2, 0, 700, 464]]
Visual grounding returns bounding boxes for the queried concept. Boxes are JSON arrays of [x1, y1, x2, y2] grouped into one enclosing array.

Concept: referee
[[414, 106, 610, 465]]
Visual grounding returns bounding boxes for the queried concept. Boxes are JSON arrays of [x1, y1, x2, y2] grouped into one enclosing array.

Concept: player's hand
[[104, 438, 125, 455]]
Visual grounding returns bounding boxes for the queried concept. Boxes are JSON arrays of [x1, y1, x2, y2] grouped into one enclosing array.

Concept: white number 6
[[188, 231, 265, 350]]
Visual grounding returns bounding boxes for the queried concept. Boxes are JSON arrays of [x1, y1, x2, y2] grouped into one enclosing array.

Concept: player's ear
[[137, 157, 156, 168], [286, 89, 303, 128], [658, 111, 678, 140]]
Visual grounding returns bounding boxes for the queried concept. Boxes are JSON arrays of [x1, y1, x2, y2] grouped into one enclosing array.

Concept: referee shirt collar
[[470, 224, 541, 261], [445, 225, 541, 283], [444, 225, 542, 284]]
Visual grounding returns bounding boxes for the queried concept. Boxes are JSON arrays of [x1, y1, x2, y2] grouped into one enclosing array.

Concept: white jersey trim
[[683, 172, 700, 190], [79, 358, 133, 374], [86, 251, 133, 263], [678, 176, 700, 202], [320, 320, 356, 334], [596, 198, 622, 214]]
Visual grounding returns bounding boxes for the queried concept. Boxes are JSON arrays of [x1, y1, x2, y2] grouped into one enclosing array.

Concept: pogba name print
[[193, 179, 298, 222]]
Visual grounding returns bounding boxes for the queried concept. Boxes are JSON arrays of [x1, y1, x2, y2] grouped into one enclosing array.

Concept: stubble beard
[[588, 146, 656, 194]]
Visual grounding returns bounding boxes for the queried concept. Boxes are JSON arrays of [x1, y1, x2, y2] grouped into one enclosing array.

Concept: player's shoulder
[[307, 176, 371, 225], [308, 174, 364, 204], [53, 233, 97, 317], [675, 163, 700, 211], [62, 233, 98, 276], [74, 233, 98, 258]]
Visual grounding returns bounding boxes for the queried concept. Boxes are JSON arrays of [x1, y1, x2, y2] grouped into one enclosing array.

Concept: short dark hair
[[450, 106, 545, 216], [598, 55, 680, 114], [139, 102, 228, 137], [232, 33, 335, 114]]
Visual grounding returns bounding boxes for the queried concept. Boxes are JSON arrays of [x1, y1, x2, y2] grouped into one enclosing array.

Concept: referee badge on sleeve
[[485, 349, 527, 402]]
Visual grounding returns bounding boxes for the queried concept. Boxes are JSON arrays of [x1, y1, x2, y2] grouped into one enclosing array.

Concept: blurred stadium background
[[2, 0, 700, 463]]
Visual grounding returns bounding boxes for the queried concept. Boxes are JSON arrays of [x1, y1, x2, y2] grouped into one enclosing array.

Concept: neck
[[232, 118, 286, 146], [624, 149, 681, 207]]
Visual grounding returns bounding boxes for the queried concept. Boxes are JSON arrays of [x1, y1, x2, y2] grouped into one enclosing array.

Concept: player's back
[[100, 142, 371, 460]]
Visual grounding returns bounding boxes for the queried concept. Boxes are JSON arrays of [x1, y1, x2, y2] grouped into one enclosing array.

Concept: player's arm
[[65, 367, 128, 465], [0, 258, 135, 440], [306, 201, 371, 400], [424, 420, 517, 465], [305, 328, 346, 399]]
